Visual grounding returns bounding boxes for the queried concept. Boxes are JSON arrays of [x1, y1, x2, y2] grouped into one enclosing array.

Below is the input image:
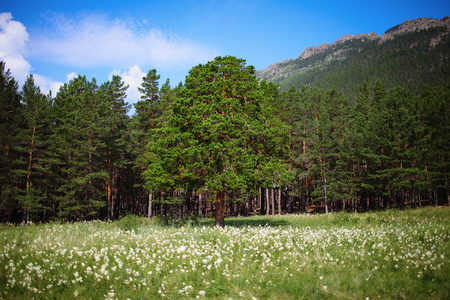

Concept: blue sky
[[1, 0, 449, 108]]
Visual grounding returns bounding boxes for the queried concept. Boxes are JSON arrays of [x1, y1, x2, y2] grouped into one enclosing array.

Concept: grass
[[0, 207, 449, 299]]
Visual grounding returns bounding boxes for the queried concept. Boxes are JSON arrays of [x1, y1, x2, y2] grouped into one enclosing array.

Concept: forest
[[262, 26, 450, 98], [0, 55, 449, 224]]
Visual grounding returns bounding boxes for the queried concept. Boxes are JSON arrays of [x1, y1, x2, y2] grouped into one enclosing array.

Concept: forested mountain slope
[[256, 17, 450, 97]]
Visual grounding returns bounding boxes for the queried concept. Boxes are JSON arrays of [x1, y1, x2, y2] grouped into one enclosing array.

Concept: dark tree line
[[277, 81, 449, 213], [0, 58, 449, 223]]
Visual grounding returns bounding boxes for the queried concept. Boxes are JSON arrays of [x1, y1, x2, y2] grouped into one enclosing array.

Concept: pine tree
[[99, 75, 130, 220], [130, 69, 163, 218], [144, 56, 290, 226], [132, 69, 162, 175], [351, 81, 379, 211], [0, 62, 22, 222], [136, 69, 161, 133], [306, 88, 350, 212], [16, 75, 53, 222], [418, 84, 450, 205], [51, 75, 107, 220], [369, 87, 420, 208]]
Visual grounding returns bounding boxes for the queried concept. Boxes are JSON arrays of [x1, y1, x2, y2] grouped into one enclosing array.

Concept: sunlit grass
[[0, 207, 449, 299]]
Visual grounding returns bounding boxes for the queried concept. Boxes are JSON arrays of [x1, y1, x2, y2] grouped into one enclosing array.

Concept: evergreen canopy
[[143, 56, 290, 226]]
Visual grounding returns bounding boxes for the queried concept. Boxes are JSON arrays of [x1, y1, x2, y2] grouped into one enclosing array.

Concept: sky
[[1, 0, 449, 111]]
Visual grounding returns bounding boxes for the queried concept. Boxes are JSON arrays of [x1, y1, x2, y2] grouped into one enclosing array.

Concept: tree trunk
[[245, 193, 249, 217], [259, 188, 263, 215], [271, 189, 275, 216], [387, 195, 391, 210], [227, 200, 232, 218], [111, 195, 116, 220], [198, 192, 202, 216], [288, 194, 292, 213], [278, 188, 282, 215], [299, 195, 303, 214], [214, 190, 226, 227], [306, 179, 310, 207], [26, 126, 36, 193], [266, 188, 270, 216], [147, 193, 152, 220], [237, 202, 241, 217]]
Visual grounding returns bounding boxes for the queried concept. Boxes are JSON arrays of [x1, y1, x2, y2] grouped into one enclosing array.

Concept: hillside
[[256, 17, 450, 97]]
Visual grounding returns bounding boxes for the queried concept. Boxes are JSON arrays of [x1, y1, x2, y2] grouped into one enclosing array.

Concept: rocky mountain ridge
[[256, 17, 450, 83], [298, 32, 379, 60]]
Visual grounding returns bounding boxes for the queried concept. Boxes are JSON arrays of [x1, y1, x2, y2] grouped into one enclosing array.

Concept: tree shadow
[[201, 217, 290, 227]]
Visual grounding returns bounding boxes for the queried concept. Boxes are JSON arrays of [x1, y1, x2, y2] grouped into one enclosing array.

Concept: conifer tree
[[351, 81, 378, 210], [99, 75, 130, 219], [0, 62, 22, 222], [136, 69, 161, 133], [16, 75, 52, 222], [417, 85, 450, 205], [132, 69, 162, 173], [144, 56, 290, 226], [51, 75, 107, 220], [131, 69, 162, 218]]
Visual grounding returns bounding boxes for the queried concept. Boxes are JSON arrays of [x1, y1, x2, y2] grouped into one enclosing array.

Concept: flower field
[[1, 207, 449, 299]]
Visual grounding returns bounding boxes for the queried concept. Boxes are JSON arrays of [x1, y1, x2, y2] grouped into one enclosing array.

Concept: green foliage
[[262, 27, 450, 98], [153, 215, 203, 227], [278, 86, 353, 207], [50, 75, 109, 219], [145, 56, 289, 191], [116, 214, 150, 232], [0, 62, 22, 221], [0, 42, 448, 224], [144, 56, 291, 225]]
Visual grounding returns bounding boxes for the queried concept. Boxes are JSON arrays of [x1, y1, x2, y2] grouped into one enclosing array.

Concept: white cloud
[[0, 52, 31, 86], [32, 73, 63, 96], [109, 65, 146, 105], [0, 12, 28, 55], [66, 72, 77, 82], [30, 12, 216, 70], [33, 71, 83, 96], [0, 12, 31, 86], [0, 12, 211, 98]]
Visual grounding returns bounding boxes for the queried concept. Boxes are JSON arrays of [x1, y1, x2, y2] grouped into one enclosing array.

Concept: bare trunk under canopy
[[215, 190, 226, 227]]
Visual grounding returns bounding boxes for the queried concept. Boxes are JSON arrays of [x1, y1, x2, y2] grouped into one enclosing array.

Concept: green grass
[[0, 207, 449, 299]]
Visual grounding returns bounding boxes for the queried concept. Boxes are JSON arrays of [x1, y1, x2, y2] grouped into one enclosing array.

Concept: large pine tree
[[144, 56, 290, 226], [99, 75, 130, 220], [51, 75, 107, 220], [0, 62, 22, 222], [16, 75, 53, 222]]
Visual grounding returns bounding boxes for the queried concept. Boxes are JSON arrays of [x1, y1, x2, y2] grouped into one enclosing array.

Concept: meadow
[[0, 207, 449, 299]]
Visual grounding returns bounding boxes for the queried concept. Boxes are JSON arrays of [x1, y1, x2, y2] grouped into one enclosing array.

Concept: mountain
[[256, 17, 450, 97]]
